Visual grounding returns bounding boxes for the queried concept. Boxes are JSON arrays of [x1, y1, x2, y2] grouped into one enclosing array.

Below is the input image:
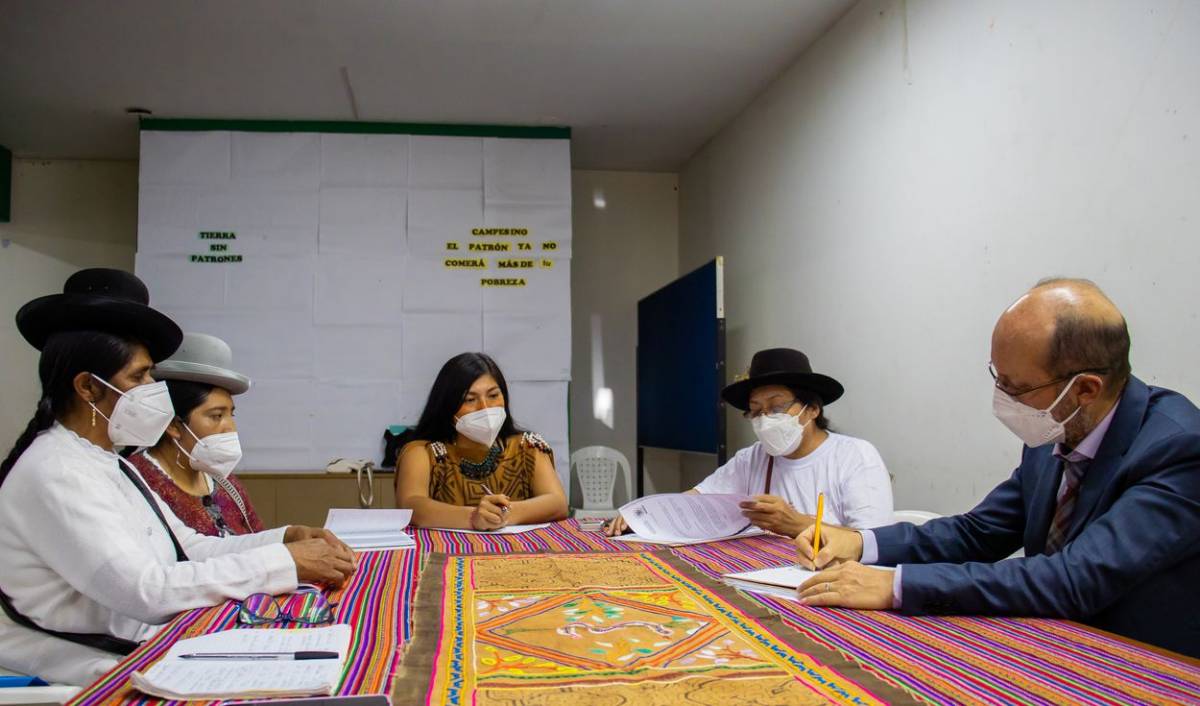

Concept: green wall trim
[[139, 118, 570, 140], [0, 145, 11, 223]]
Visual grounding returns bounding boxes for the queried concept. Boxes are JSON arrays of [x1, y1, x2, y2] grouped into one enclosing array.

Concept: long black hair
[[1, 330, 138, 484], [164, 380, 217, 423], [411, 352, 524, 444]]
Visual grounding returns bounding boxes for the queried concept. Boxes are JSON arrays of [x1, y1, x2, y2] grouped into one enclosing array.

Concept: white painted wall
[[569, 170, 679, 505], [0, 161, 679, 506], [679, 0, 1200, 514], [0, 159, 138, 447]]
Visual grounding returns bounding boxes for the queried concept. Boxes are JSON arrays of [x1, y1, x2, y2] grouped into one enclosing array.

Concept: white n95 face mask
[[991, 374, 1082, 447], [89, 375, 174, 447], [174, 424, 243, 480], [455, 407, 507, 447], [751, 406, 808, 457]]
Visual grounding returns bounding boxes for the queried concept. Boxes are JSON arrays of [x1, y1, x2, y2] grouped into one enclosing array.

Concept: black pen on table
[[480, 484, 509, 514], [179, 651, 339, 661]]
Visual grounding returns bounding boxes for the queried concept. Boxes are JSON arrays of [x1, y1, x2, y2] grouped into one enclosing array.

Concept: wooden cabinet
[[237, 472, 397, 528]]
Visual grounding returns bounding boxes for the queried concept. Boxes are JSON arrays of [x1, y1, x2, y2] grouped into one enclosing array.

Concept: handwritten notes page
[[130, 625, 351, 700]]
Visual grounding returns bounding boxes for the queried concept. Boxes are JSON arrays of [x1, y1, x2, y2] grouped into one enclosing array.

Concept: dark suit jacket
[[874, 377, 1200, 658]]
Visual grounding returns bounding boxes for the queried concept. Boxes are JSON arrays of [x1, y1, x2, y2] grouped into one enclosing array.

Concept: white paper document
[[618, 493, 755, 544], [722, 564, 891, 601], [437, 522, 552, 535], [324, 509, 414, 550], [722, 565, 817, 601], [613, 525, 765, 547], [131, 625, 351, 700]]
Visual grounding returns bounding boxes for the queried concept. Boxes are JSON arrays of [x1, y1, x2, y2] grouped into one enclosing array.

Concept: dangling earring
[[90, 404, 97, 428], [175, 447, 184, 469]]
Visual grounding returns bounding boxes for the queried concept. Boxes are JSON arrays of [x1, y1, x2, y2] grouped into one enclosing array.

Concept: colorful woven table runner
[[395, 550, 918, 705], [674, 535, 1200, 706], [67, 548, 418, 706], [410, 520, 661, 554]]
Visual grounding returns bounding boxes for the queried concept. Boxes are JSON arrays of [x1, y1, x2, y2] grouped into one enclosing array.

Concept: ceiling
[[0, 0, 852, 171]]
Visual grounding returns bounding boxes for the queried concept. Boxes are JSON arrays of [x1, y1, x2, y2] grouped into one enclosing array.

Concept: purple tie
[[1044, 460, 1085, 554]]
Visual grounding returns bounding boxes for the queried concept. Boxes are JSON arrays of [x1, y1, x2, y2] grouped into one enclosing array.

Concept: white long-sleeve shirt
[[0, 423, 297, 685], [694, 433, 895, 530]]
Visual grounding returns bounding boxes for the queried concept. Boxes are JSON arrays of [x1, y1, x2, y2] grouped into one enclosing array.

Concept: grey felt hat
[[152, 332, 251, 395]]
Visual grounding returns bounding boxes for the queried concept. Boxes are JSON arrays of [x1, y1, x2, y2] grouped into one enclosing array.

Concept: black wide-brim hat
[[720, 347, 844, 411], [16, 268, 183, 362]]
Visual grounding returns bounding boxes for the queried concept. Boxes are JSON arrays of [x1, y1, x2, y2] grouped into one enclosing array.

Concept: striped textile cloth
[[67, 548, 419, 706], [674, 534, 1200, 705], [409, 520, 661, 554], [70, 520, 1200, 705]]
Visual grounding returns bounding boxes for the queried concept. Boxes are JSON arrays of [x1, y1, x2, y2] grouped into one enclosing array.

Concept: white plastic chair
[[570, 446, 632, 512], [892, 510, 941, 526]]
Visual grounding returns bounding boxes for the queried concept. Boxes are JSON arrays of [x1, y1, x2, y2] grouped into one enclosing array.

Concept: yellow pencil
[[813, 493, 825, 558]]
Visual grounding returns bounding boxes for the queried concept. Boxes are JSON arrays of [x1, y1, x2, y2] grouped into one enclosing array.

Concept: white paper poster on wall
[[137, 127, 573, 489]]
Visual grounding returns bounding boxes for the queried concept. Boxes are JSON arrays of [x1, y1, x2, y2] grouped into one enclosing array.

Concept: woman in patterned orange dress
[[396, 352, 568, 529]]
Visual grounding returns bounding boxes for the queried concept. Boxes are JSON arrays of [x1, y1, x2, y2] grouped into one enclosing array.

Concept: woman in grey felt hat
[[128, 333, 265, 537]]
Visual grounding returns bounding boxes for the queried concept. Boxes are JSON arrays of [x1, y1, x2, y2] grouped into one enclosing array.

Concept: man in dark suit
[[795, 278, 1200, 658]]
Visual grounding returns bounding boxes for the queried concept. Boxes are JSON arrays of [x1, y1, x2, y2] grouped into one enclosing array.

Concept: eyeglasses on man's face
[[987, 362, 1108, 399]]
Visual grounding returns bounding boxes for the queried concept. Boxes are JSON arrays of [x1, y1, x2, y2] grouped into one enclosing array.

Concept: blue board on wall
[[636, 258, 726, 494]]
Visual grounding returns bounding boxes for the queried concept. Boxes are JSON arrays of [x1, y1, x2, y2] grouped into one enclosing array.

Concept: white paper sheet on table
[[612, 525, 765, 547], [130, 625, 350, 700], [324, 509, 414, 550], [722, 564, 891, 602], [618, 493, 754, 543], [437, 522, 552, 535]]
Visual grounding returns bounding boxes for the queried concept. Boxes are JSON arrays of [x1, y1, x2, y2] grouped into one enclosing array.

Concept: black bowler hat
[[720, 347, 844, 411], [15, 268, 183, 362]]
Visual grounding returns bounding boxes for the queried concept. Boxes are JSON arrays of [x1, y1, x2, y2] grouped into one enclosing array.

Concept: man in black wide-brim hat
[[606, 347, 894, 537]]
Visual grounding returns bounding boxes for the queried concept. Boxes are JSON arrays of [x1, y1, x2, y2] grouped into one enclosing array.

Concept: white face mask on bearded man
[[992, 374, 1084, 447]]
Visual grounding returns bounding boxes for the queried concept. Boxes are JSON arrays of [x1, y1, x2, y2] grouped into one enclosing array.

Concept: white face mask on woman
[[455, 407, 507, 447], [751, 405, 809, 457], [88, 375, 174, 447], [173, 424, 243, 480], [992, 374, 1083, 447]]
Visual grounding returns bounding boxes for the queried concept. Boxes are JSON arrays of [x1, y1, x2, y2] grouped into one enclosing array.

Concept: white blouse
[[0, 423, 297, 686], [694, 432, 895, 530]]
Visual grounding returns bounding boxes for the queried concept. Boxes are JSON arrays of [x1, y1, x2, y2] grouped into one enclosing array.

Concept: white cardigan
[[0, 423, 297, 685]]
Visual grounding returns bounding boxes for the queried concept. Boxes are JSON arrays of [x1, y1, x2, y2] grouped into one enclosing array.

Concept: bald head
[[993, 278, 1131, 394]]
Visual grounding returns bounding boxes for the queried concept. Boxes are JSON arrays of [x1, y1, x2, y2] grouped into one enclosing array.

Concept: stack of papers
[[722, 565, 817, 600], [131, 625, 351, 700], [614, 493, 764, 546], [723, 564, 890, 601], [324, 509, 414, 550], [614, 525, 765, 547], [437, 522, 551, 535]]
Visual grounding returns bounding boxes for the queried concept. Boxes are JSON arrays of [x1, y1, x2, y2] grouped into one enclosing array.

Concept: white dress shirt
[[0, 423, 297, 685], [694, 432, 895, 530]]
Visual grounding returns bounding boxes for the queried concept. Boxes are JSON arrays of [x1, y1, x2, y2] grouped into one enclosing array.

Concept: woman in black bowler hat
[[0, 269, 355, 686]]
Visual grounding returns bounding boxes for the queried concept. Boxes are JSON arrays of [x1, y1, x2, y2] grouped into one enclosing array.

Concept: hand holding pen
[[471, 484, 511, 530]]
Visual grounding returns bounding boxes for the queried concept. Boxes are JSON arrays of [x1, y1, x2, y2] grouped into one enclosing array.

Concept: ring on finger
[[825, 582, 831, 593]]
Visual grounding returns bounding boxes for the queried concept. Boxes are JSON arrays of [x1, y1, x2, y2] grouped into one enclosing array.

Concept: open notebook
[[130, 625, 351, 700], [324, 509, 414, 550]]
